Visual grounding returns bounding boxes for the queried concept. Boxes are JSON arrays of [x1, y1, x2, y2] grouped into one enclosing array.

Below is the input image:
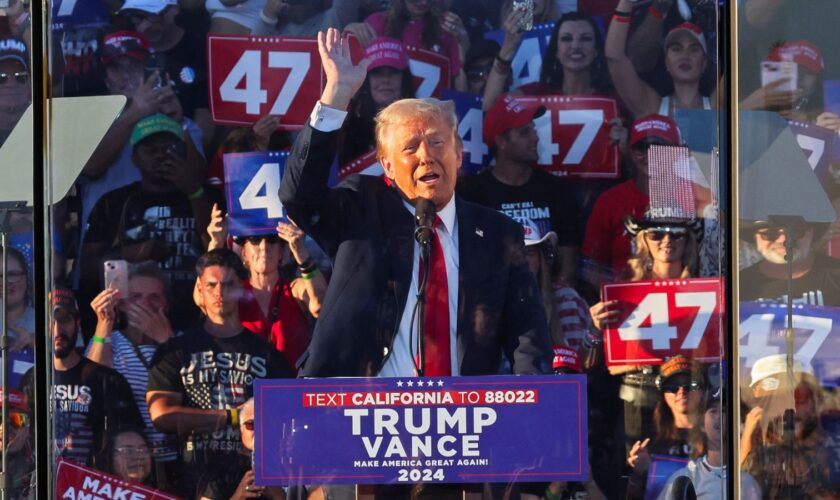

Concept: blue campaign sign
[[484, 23, 555, 90], [739, 301, 840, 387], [52, 0, 111, 31], [254, 375, 588, 485], [441, 90, 488, 176], [787, 120, 836, 188], [224, 151, 289, 237], [645, 455, 689, 500], [4, 349, 34, 389]]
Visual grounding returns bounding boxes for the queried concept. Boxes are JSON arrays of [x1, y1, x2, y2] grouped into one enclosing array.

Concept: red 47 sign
[[406, 45, 451, 98], [208, 36, 362, 128], [517, 95, 620, 179], [602, 278, 724, 365]]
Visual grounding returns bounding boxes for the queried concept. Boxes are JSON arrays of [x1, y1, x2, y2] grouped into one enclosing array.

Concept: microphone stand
[[416, 241, 431, 377]]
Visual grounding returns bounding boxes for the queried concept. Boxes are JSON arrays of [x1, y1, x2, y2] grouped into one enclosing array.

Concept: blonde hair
[[627, 229, 699, 280], [374, 98, 461, 160]]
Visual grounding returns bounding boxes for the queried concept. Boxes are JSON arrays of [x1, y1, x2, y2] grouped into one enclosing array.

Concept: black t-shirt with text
[[21, 357, 142, 467], [147, 327, 293, 497], [457, 168, 581, 246], [740, 255, 840, 306]]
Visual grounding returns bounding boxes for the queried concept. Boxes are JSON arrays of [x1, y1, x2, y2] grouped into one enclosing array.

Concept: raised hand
[[318, 27, 370, 110], [206, 203, 228, 250], [277, 219, 309, 264], [627, 438, 651, 471]]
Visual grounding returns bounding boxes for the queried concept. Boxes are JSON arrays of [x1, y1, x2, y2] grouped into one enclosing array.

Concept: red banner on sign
[[406, 45, 451, 98], [208, 35, 362, 128], [338, 150, 383, 181], [55, 458, 182, 500], [602, 278, 725, 365], [516, 95, 620, 179]]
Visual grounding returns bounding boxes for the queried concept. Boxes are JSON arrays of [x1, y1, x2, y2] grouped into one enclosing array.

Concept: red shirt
[[582, 179, 649, 277], [239, 279, 311, 369]]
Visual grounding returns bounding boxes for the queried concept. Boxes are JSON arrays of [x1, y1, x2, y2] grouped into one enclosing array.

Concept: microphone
[[414, 198, 436, 246]]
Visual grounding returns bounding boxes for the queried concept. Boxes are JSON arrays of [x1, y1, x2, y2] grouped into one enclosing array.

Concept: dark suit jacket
[[278, 124, 552, 377]]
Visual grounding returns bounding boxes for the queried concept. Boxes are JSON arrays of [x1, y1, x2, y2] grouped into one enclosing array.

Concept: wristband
[[612, 14, 631, 23], [544, 489, 562, 500], [91, 335, 111, 344], [259, 10, 278, 24], [301, 268, 320, 280], [188, 187, 205, 200], [648, 5, 666, 19], [495, 55, 512, 66], [230, 408, 239, 427]]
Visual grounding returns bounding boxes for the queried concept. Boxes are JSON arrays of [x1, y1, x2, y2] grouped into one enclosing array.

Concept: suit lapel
[[381, 188, 414, 318], [456, 198, 482, 372]]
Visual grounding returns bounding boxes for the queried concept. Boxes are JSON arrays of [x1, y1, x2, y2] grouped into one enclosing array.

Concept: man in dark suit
[[279, 28, 552, 378]]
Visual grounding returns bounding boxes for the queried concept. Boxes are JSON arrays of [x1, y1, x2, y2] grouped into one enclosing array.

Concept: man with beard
[[741, 354, 836, 498], [20, 287, 141, 467], [739, 222, 840, 306]]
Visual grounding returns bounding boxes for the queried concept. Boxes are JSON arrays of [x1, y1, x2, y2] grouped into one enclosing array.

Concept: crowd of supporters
[[1, 0, 840, 498]]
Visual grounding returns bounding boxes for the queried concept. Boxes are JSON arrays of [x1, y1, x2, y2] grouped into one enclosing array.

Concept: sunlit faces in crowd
[[555, 20, 597, 73], [197, 265, 244, 319], [239, 234, 283, 274], [664, 31, 707, 84], [239, 399, 256, 451], [643, 227, 688, 265], [131, 132, 183, 187], [51, 308, 79, 359], [497, 122, 540, 164], [660, 373, 705, 417], [124, 275, 169, 315], [377, 99, 462, 210], [754, 225, 814, 264], [110, 431, 152, 483], [369, 67, 404, 108]]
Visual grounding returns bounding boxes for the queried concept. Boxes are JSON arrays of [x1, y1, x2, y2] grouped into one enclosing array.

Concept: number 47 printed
[[602, 278, 725, 365]]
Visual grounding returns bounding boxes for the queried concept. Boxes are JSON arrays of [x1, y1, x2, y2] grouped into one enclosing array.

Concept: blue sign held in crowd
[[484, 22, 555, 90], [224, 151, 289, 237], [442, 90, 488, 176]]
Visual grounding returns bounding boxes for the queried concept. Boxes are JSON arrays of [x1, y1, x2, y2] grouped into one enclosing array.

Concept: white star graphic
[[437, 380, 444, 387], [396, 380, 403, 387], [406, 380, 414, 387], [417, 380, 425, 387]]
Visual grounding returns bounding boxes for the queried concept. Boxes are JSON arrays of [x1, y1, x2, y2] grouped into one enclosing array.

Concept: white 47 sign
[[209, 36, 362, 128], [603, 278, 724, 365]]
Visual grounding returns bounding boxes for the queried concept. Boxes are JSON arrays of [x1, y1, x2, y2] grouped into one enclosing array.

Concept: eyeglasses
[[0, 270, 26, 283], [114, 445, 150, 456], [242, 420, 254, 431], [661, 380, 704, 393], [644, 228, 687, 241], [0, 72, 28, 85], [756, 228, 786, 242]]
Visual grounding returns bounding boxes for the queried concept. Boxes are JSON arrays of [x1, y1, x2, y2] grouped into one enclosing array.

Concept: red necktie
[[420, 216, 451, 376]]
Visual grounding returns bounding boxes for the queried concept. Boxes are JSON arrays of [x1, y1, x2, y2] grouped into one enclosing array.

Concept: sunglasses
[[239, 235, 281, 245], [756, 228, 786, 242], [242, 420, 254, 431], [644, 228, 688, 241], [0, 72, 28, 85], [661, 380, 704, 393]]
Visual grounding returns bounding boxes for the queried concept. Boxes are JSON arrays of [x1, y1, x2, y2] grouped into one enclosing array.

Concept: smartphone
[[104, 260, 129, 299], [760, 60, 797, 92], [0, 0, 11, 9], [144, 51, 166, 90], [512, 0, 534, 31]]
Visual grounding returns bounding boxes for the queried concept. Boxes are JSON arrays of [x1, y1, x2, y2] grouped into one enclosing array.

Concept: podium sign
[[254, 375, 588, 485]]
